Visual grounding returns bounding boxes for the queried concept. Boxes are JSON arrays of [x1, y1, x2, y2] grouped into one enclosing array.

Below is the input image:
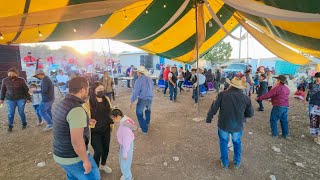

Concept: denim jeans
[[6, 99, 27, 127], [169, 84, 177, 101], [39, 100, 54, 127], [218, 128, 243, 167], [270, 106, 289, 138], [106, 92, 113, 101], [192, 87, 199, 103], [257, 100, 264, 109], [120, 142, 134, 180], [163, 80, 169, 94], [136, 99, 152, 133], [33, 104, 42, 123], [59, 154, 100, 180]]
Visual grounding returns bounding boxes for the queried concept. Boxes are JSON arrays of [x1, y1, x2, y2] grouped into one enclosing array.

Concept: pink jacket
[[117, 116, 137, 158]]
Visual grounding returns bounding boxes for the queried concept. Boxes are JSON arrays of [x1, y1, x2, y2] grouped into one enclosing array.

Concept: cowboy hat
[[135, 66, 150, 76], [273, 75, 288, 84], [32, 69, 45, 77], [226, 77, 247, 89]]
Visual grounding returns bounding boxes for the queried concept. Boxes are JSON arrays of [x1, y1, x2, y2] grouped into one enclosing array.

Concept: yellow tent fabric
[[0, 0, 318, 64]]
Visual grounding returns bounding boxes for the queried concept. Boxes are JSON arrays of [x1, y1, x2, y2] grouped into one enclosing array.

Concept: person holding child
[[29, 84, 43, 126], [83, 82, 114, 174], [110, 108, 137, 180]]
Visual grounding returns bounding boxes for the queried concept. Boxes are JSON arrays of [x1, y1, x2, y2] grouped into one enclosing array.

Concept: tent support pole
[[195, 0, 200, 116]]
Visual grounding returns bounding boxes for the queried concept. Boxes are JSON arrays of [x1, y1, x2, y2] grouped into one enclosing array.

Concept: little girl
[[110, 108, 137, 180], [29, 84, 43, 126]]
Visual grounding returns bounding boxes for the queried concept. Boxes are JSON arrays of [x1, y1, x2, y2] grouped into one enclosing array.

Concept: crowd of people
[[0, 61, 319, 179]]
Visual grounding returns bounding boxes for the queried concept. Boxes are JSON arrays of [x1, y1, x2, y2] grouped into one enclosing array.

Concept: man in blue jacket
[[31, 70, 55, 131]]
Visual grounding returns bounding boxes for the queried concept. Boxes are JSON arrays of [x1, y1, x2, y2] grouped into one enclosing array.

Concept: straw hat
[[135, 66, 150, 76], [226, 77, 247, 89]]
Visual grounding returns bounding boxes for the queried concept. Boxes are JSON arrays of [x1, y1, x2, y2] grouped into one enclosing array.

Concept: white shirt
[[56, 74, 69, 84]]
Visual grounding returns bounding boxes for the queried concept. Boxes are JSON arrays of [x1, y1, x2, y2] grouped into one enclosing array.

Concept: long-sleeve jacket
[[0, 77, 31, 101], [206, 87, 254, 132], [131, 75, 154, 103], [258, 80, 268, 97], [258, 84, 290, 107], [117, 116, 137, 158], [34, 76, 54, 102]]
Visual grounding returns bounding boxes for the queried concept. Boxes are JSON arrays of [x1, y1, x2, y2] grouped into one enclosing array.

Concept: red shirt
[[163, 68, 170, 81], [258, 84, 290, 107], [23, 55, 36, 67]]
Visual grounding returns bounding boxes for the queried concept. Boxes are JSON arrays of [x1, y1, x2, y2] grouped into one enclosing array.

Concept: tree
[[202, 41, 232, 64]]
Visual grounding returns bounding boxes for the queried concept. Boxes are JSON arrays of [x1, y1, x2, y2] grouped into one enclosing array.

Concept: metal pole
[[247, 33, 249, 63], [107, 39, 115, 82], [195, 0, 200, 116], [238, 26, 242, 62]]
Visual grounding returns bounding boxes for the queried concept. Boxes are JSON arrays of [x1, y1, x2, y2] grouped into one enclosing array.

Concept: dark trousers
[[270, 106, 289, 137], [214, 81, 220, 92], [192, 87, 199, 103], [127, 80, 131, 88], [163, 80, 169, 94], [91, 130, 111, 166], [178, 81, 184, 92], [257, 100, 264, 110]]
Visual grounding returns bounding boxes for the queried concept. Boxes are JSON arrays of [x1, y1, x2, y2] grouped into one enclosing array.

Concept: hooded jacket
[[117, 116, 137, 158]]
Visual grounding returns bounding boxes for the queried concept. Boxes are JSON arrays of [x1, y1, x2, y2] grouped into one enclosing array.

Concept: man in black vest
[[52, 77, 100, 179], [168, 66, 178, 102]]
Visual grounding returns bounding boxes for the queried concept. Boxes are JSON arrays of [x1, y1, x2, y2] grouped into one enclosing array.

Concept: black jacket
[[206, 87, 254, 132], [36, 76, 54, 102], [0, 77, 31, 101], [258, 81, 268, 97]]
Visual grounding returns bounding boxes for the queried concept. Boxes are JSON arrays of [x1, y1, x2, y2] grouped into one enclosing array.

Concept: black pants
[[127, 80, 131, 88], [163, 80, 169, 94], [91, 129, 111, 166], [178, 81, 184, 92]]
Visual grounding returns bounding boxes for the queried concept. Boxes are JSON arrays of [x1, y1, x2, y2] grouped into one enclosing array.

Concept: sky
[[38, 27, 275, 59]]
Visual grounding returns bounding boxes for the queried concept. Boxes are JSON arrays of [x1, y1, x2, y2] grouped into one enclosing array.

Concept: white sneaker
[[43, 126, 53, 131], [120, 176, 134, 180], [37, 121, 44, 126], [100, 165, 112, 174]]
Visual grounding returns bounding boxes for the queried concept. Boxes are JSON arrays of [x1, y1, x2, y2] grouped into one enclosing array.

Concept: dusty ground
[[0, 86, 319, 180]]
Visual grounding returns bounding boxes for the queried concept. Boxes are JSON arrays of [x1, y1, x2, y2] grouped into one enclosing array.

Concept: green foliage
[[202, 41, 232, 64]]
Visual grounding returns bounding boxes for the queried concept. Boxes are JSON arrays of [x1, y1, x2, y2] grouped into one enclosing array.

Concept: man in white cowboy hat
[[206, 77, 253, 170], [130, 66, 154, 135]]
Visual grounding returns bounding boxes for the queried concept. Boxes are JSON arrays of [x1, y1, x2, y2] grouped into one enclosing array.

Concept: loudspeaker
[[0, 45, 21, 71]]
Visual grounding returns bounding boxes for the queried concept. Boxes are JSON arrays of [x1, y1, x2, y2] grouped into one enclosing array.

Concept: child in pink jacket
[[110, 108, 137, 180]]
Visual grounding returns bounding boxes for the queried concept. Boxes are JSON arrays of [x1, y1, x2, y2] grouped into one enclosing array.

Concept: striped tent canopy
[[0, 0, 319, 64]]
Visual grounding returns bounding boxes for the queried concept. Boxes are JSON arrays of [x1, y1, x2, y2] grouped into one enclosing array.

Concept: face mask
[[96, 91, 105, 98], [9, 76, 17, 80]]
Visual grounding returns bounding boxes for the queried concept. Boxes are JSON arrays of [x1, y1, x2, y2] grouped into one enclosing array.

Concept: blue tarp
[[275, 61, 300, 75]]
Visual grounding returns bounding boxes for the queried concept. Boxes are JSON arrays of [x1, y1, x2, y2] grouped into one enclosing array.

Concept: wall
[[119, 53, 147, 69]]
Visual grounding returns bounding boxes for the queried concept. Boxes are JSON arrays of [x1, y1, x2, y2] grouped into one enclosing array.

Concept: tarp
[[0, 0, 319, 64]]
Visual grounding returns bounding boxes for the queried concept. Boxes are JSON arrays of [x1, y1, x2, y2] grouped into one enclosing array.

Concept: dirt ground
[[0, 86, 319, 180]]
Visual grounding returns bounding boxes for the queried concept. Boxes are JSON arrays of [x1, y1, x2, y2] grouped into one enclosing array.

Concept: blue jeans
[[169, 84, 177, 100], [136, 99, 152, 133], [39, 100, 54, 127], [6, 99, 27, 127], [59, 154, 100, 180], [163, 80, 169, 94], [33, 105, 42, 123], [120, 142, 134, 180], [270, 106, 289, 137], [218, 128, 243, 167], [192, 87, 199, 103]]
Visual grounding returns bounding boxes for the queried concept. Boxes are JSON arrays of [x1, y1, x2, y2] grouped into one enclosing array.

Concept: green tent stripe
[[128, 2, 194, 47], [243, 13, 320, 51], [68, 0, 104, 5], [114, 0, 187, 41], [43, 15, 111, 42], [259, 0, 320, 14], [156, 4, 234, 59]]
